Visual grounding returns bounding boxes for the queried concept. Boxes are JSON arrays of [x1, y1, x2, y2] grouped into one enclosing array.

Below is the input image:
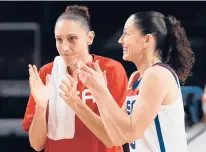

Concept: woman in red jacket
[[23, 5, 128, 152]]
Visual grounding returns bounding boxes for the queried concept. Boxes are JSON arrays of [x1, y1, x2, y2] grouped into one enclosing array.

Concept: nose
[[118, 35, 123, 44], [62, 41, 70, 52]]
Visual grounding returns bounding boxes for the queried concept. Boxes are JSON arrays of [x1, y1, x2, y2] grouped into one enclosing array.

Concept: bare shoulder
[[143, 65, 174, 81], [140, 65, 176, 91]]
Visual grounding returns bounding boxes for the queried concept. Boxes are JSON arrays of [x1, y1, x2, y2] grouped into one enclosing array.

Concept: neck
[[67, 54, 93, 75], [134, 54, 161, 78]]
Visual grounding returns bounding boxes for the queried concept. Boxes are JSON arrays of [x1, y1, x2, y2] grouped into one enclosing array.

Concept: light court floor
[[186, 123, 206, 151], [0, 119, 205, 151]]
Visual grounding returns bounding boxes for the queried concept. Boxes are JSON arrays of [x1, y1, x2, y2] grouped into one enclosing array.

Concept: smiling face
[[118, 15, 147, 63], [54, 19, 94, 66]]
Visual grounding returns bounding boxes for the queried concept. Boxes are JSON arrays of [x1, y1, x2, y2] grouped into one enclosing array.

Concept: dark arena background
[[0, 1, 205, 152]]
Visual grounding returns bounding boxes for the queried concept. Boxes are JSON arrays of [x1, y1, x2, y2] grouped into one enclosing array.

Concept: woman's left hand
[[59, 70, 81, 107]]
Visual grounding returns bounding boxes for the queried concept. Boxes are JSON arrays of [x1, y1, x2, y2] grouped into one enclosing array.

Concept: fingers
[[33, 65, 41, 81], [59, 91, 80, 107], [28, 64, 39, 91], [86, 62, 93, 69], [59, 83, 80, 99], [78, 61, 94, 75], [78, 70, 88, 83], [59, 83, 70, 96], [29, 76, 37, 98], [94, 60, 102, 73], [29, 77, 35, 91], [73, 69, 79, 82], [84, 60, 102, 73], [28, 64, 42, 83], [46, 74, 51, 86], [87, 62, 96, 71], [59, 92, 70, 101], [61, 79, 71, 92], [66, 74, 77, 89], [66, 74, 74, 84], [28, 64, 36, 81]]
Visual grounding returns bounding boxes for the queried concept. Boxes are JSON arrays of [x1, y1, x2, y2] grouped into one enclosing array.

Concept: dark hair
[[133, 11, 195, 82], [56, 5, 91, 31]]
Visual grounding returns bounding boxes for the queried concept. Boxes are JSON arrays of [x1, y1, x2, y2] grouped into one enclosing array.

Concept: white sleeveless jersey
[[126, 64, 188, 152]]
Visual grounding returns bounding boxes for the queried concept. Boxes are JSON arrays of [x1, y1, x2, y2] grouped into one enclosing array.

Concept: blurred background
[[0, 1, 205, 152]]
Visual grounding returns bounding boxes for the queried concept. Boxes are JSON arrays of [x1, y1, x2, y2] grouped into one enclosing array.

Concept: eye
[[123, 32, 129, 36], [68, 36, 77, 43], [56, 38, 62, 43]]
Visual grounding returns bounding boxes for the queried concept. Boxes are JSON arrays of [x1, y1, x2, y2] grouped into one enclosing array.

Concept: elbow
[[30, 142, 44, 152], [32, 146, 44, 152], [29, 135, 45, 152], [102, 137, 115, 148], [112, 138, 127, 147], [109, 131, 135, 146], [103, 132, 139, 147], [28, 129, 46, 151], [113, 140, 126, 147], [105, 142, 114, 148], [122, 129, 144, 144], [126, 136, 139, 144], [104, 137, 125, 147]]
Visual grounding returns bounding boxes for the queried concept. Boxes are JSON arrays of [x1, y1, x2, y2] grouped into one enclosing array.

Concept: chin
[[122, 54, 131, 61], [63, 57, 78, 66]]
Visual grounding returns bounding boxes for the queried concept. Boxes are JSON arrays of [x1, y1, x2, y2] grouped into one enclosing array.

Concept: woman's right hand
[[28, 64, 51, 109]]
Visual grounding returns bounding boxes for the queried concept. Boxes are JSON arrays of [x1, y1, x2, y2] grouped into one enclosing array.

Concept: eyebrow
[[55, 34, 78, 37]]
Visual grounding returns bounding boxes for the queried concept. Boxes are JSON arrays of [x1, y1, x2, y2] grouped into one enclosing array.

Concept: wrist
[[90, 86, 110, 100], [72, 97, 84, 110], [35, 104, 47, 114]]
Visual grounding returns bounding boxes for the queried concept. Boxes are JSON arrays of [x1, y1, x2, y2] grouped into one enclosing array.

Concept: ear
[[142, 34, 153, 49], [87, 31, 95, 45]]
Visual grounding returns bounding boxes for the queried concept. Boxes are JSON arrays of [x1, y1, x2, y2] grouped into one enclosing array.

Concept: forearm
[[70, 97, 124, 147], [29, 105, 47, 151], [90, 88, 132, 145]]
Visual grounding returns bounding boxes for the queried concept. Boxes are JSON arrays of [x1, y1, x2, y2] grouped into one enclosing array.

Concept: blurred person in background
[[23, 5, 129, 152], [201, 85, 206, 122], [184, 93, 195, 127]]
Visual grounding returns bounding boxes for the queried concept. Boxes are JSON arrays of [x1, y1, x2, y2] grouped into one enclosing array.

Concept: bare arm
[[121, 71, 139, 113], [29, 106, 47, 151], [66, 96, 120, 148], [60, 75, 127, 147], [88, 66, 170, 145], [27, 65, 51, 151], [59, 63, 128, 148]]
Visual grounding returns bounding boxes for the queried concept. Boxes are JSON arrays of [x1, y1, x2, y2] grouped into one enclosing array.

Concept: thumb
[[46, 74, 51, 86]]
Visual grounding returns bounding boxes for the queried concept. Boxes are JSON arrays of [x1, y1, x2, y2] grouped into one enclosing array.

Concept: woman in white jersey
[[59, 11, 195, 152]]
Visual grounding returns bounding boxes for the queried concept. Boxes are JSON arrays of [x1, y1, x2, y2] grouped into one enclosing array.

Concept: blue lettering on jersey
[[126, 99, 136, 115], [127, 78, 142, 151], [126, 97, 136, 150], [130, 141, 136, 149]]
